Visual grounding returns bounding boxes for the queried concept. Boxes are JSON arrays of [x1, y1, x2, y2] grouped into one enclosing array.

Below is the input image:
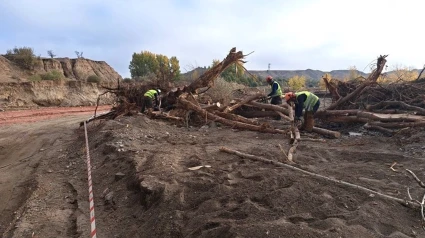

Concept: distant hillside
[[0, 55, 122, 83], [183, 67, 423, 82]]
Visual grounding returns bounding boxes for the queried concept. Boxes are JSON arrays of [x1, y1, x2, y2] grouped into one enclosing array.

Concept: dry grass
[[205, 77, 245, 104]]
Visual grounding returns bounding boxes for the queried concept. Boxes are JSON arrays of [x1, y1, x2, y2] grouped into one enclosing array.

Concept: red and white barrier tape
[[84, 121, 97, 238]]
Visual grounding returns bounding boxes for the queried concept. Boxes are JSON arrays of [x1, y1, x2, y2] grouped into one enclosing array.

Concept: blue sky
[[1, 0, 423, 78]]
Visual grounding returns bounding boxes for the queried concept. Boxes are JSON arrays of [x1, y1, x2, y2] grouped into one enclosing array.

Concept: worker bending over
[[284, 91, 320, 132], [141, 89, 161, 113]]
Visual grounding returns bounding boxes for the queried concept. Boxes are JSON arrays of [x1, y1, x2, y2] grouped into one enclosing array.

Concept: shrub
[[287, 75, 306, 91], [123, 77, 132, 83], [87, 75, 101, 83], [40, 70, 63, 81], [6, 46, 37, 70], [29, 74, 42, 82], [205, 77, 245, 104]]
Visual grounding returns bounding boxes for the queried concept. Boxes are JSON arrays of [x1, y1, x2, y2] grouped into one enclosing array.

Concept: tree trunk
[[213, 111, 261, 126], [312, 127, 341, 138], [178, 94, 287, 134], [247, 101, 290, 117], [366, 101, 425, 116], [234, 111, 280, 118], [327, 55, 388, 110], [223, 93, 264, 113]]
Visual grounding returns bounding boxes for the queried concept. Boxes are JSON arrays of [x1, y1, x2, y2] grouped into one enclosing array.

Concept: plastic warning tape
[[84, 121, 97, 238]]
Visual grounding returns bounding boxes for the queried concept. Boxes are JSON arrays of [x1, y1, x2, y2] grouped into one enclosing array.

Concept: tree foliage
[[319, 73, 332, 90], [385, 64, 419, 82], [129, 51, 181, 81], [345, 66, 361, 81], [6, 46, 38, 70], [287, 75, 306, 90]]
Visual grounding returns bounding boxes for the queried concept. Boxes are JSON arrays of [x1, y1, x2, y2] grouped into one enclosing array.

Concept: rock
[[104, 191, 115, 205], [139, 176, 165, 209], [115, 172, 125, 181]]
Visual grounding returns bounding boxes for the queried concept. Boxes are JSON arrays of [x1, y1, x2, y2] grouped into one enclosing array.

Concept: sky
[[1, 0, 424, 78]]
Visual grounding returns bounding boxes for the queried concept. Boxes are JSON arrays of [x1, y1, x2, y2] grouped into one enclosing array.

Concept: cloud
[[1, 0, 424, 78]]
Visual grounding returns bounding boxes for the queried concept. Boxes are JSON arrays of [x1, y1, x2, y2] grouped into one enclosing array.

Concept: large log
[[357, 111, 425, 122], [185, 47, 246, 94], [178, 94, 287, 134], [248, 101, 291, 115], [312, 127, 341, 138], [234, 111, 280, 118], [366, 101, 425, 116], [213, 111, 261, 126], [223, 93, 264, 113], [363, 123, 395, 135], [327, 55, 388, 110], [315, 110, 360, 118], [246, 102, 292, 121]]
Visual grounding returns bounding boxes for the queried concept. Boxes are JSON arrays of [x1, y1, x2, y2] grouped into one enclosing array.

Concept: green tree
[[129, 51, 180, 81], [129, 51, 158, 78], [169, 56, 181, 80], [211, 59, 246, 84], [6, 46, 37, 70]]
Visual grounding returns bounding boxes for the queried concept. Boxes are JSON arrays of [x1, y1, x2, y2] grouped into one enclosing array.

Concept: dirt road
[[0, 106, 110, 237]]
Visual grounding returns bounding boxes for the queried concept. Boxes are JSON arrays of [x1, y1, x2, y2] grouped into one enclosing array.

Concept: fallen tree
[[178, 93, 287, 134], [319, 55, 425, 134]]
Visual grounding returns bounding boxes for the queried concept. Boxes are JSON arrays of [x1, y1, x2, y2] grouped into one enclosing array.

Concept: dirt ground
[[1, 107, 425, 238]]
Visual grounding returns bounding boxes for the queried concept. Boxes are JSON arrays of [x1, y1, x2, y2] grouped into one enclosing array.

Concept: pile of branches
[[319, 55, 425, 135], [85, 47, 340, 140]]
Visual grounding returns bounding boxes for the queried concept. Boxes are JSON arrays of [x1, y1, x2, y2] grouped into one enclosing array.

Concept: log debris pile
[[319, 55, 425, 135], [86, 47, 339, 140]]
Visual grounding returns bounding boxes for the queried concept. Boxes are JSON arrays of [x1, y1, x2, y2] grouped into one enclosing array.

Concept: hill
[[0, 55, 122, 83], [0, 54, 121, 109], [183, 67, 423, 82]]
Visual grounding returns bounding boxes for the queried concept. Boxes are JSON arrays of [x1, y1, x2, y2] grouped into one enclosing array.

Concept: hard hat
[[284, 92, 295, 102], [266, 75, 273, 82], [157, 89, 161, 94]]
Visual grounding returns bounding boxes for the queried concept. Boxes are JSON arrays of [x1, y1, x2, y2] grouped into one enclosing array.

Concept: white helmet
[[157, 89, 161, 94]]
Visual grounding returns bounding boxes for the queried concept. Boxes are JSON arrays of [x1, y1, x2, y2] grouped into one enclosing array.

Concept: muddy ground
[[1, 108, 425, 238]]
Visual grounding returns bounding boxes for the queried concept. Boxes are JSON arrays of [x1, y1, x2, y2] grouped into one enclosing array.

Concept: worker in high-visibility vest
[[141, 89, 161, 113], [266, 76, 282, 105], [266, 75, 283, 120], [284, 91, 320, 132]]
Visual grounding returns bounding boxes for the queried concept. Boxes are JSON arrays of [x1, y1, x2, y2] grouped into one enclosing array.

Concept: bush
[[87, 75, 101, 83], [6, 46, 37, 70], [287, 75, 306, 91], [205, 77, 245, 104], [29, 74, 42, 82], [40, 70, 63, 81], [123, 77, 133, 83]]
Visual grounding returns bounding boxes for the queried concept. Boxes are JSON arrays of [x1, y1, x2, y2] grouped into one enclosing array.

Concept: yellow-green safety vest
[[144, 89, 157, 98], [295, 91, 319, 111], [270, 81, 282, 97]]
